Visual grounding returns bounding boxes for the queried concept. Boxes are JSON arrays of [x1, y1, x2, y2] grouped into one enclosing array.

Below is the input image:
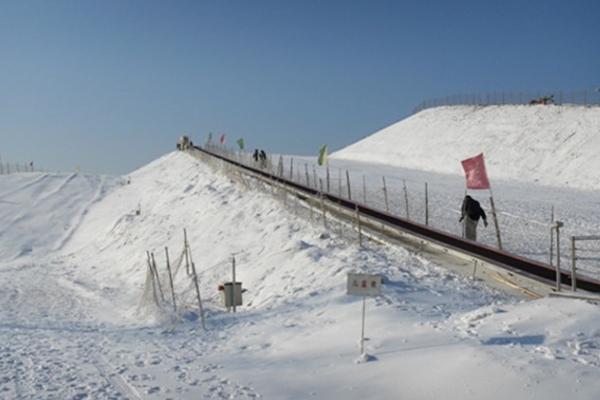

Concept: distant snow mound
[[331, 105, 600, 190]]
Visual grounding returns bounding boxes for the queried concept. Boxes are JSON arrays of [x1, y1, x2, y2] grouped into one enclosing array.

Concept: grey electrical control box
[[220, 282, 242, 308]]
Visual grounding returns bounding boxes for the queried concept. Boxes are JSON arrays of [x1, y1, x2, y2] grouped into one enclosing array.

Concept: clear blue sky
[[1, 0, 598, 174]]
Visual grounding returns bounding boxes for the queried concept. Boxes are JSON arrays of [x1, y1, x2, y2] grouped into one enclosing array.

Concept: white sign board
[[347, 273, 382, 297]]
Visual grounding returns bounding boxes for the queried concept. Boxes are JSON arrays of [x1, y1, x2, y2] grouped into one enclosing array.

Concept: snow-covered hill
[[1, 151, 600, 399], [0, 173, 115, 261], [332, 105, 600, 190]]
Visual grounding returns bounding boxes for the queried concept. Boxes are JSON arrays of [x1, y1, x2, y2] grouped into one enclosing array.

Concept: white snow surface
[[331, 105, 600, 190], [1, 151, 600, 399]]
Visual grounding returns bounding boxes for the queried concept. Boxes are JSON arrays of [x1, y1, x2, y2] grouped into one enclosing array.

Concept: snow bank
[[332, 105, 600, 190]]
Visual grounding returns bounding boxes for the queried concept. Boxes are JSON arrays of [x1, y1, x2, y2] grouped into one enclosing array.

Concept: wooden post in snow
[[276, 157, 284, 199], [355, 204, 362, 246], [150, 252, 165, 302], [165, 246, 177, 313], [326, 165, 330, 193], [183, 229, 205, 327], [570, 236, 577, 292], [146, 251, 159, 306], [312, 165, 317, 189], [184, 229, 191, 276], [489, 193, 503, 250], [360, 296, 366, 355], [190, 261, 206, 330], [293, 185, 298, 216], [278, 156, 284, 177], [337, 170, 344, 236], [185, 228, 196, 274], [319, 178, 327, 229], [553, 221, 563, 291], [362, 175, 367, 204], [289, 158, 294, 180], [549, 205, 555, 266], [305, 164, 310, 187], [462, 190, 467, 238], [402, 180, 410, 219], [382, 176, 389, 213], [338, 168, 342, 198], [346, 170, 352, 200], [425, 182, 429, 226], [231, 255, 237, 313]]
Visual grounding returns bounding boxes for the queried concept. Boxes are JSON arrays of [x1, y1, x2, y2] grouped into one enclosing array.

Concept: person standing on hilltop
[[259, 150, 267, 169], [459, 195, 488, 241]]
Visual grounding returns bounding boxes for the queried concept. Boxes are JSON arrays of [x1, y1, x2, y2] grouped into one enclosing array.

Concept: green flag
[[236, 138, 245, 150], [317, 144, 328, 166]]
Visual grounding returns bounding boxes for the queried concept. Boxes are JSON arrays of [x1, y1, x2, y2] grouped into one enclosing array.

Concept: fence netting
[[199, 142, 600, 282]]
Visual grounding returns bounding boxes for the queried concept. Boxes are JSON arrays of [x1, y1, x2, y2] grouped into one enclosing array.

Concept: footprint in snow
[[147, 386, 160, 394]]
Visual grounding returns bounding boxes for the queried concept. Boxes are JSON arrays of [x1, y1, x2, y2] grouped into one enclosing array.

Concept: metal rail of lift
[[192, 145, 600, 294]]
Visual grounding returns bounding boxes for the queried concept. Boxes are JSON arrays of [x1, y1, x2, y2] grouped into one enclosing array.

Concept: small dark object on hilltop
[[529, 94, 554, 105]]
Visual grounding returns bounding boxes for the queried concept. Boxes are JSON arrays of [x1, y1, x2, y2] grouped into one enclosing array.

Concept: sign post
[[360, 296, 366, 354], [232, 255, 237, 313], [347, 273, 382, 362]]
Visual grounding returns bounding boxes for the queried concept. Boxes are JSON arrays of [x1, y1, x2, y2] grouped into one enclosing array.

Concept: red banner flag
[[461, 153, 490, 190], [220, 133, 226, 144]]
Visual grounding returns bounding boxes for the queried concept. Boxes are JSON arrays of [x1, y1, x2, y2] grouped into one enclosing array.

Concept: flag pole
[[488, 185, 503, 250], [461, 153, 502, 249], [462, 189, 467, 238]]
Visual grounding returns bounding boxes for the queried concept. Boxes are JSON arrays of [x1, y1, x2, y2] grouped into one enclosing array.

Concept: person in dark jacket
[[253, 149, 260, 163], [459, 195, 488, 241], [259, 150, 267, 168]]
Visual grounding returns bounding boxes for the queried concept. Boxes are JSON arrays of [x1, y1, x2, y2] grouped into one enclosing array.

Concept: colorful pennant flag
[[317, 145, 328, 166], [236, 138, 245, 150], [461, 153, 490, 190]]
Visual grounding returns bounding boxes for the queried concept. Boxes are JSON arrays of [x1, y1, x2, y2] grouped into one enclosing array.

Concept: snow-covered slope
[[1, 152, 600, 399], [332, 105, 600, 190], [0, 173, 115, 262]]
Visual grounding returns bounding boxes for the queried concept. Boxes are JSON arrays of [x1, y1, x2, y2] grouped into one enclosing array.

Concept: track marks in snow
[[445, 300, 600, 369], [89, 331, 262, 399], [93, 352, 143, 400], [0, 259, 262, 398], [52, 176, 110, 252], [0, 318, 265, 399], [0, 331, 123, 400], [0, 173, 49, 200], [36, 173, 78, 204], [0, 173, 116, 261]]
